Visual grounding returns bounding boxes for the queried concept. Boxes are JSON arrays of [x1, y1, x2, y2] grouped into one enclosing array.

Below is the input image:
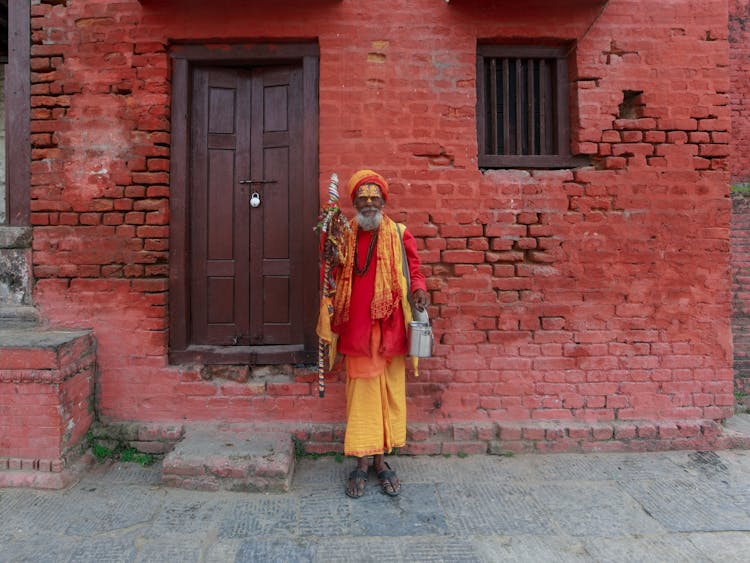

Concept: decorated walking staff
[[315, 173, 350, 397]]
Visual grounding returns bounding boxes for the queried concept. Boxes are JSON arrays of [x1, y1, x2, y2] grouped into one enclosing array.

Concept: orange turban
[[348, 169, 389, 202]]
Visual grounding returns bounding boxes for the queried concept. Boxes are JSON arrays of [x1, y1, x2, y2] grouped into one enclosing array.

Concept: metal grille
[[477, 44, 578, 169], [484, 56, 557, 156]]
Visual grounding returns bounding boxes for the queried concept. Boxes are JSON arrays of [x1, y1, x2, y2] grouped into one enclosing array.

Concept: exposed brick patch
[[591, 98, 728, 171]]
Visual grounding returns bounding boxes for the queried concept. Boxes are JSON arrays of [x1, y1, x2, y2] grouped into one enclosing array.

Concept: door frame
[[168, 43, 320, 365], [4, 0, 31, 226]]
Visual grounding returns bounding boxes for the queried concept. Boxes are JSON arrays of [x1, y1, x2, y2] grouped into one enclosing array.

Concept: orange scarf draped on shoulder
[[332, 215, 403, 327]]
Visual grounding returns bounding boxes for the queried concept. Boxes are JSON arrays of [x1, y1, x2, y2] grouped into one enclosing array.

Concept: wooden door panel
[[190, 67, 250, 345], [187, 61, 311, 355], [263, 146, 290, 258], [207, 149, 235, 260], [207, 278, 234, 324], [264, 277, 290, 324], [169, 44, 320, 365], [263, 85, 288, 131], [247, 65, 304, 345], [208, 87, 236, 133]]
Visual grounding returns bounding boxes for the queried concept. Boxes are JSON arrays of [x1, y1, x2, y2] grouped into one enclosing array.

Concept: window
[[477, 44, 581, 169]]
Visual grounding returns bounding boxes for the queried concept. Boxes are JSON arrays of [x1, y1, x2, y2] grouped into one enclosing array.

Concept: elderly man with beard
[[331, 169, 427, 498]]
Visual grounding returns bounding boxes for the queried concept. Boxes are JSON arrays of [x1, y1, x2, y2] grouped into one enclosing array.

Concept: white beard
[[356, 209, 383, 231]]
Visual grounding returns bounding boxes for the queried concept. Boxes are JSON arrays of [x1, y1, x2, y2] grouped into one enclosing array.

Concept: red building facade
[[1, 0, 745, 481]]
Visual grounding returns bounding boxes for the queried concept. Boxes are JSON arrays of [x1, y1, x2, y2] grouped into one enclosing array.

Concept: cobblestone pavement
[[2, 449, 750, 562]]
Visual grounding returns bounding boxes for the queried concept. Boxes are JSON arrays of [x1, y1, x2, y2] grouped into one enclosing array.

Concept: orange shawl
[[332, 215, 403, 327]]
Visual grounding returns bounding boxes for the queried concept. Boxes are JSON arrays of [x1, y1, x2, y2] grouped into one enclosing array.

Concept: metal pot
[[408, 321, 433, 358]]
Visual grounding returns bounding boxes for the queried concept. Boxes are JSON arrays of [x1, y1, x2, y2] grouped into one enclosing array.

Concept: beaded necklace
[[353, 229, 378, 276]]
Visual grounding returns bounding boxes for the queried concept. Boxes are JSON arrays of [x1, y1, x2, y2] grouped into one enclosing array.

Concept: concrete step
[[161, 425, 295, 493]]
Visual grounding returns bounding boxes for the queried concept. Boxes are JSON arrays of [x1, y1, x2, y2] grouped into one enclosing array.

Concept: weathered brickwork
[[21, 0, 735, 441]]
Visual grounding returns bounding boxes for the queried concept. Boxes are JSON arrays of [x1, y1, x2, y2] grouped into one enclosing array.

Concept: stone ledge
[[97, 416, 750, 460], [0, 225, 32, 249], [0, 306, 39, 327], [161, 425, 295, 492], [0, 328, 95, 381]]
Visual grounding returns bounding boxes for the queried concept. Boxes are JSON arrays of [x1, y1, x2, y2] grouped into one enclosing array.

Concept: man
[[331, 169, 427, 498]]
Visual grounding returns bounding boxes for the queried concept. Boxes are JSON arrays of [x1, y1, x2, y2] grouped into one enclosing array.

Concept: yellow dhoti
[[344, 354, 406, 457]]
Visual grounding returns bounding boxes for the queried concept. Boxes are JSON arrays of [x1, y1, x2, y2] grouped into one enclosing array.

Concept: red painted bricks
[[0, 332, 96, 468], [8, 0, 742, 448]]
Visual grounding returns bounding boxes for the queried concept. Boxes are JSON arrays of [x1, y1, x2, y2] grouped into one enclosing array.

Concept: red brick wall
[[29, 0, 734, 427], [730, 0, 750, 185]]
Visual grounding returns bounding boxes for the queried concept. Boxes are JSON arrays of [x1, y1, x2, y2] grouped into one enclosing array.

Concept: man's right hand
[[412, 289, 427, 311]]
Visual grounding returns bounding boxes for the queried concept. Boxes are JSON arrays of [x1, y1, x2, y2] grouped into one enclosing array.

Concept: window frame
[[476, 44, 584, 169]]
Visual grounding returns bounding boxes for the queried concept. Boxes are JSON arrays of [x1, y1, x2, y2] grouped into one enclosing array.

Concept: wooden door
[[188, 64, 310, 356]]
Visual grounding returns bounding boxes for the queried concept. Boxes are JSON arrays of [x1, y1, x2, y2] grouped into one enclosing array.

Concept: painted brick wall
[[28, 0, 734, 429]]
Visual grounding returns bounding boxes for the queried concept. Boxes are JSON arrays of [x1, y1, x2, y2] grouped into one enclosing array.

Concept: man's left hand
[[412, 289, 428, 312]]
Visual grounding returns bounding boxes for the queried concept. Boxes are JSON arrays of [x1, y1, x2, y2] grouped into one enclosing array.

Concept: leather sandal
[[346, 468, 368, 498], [376, 461, 401, 497]]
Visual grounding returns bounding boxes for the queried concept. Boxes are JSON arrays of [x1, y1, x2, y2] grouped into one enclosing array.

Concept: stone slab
[[161, 427, 295, 492], [0, 226, 32, 249], [532, 481, 665, 537], [723, 413, 750, 447], [0, 305, 38, 327], [0, 327, 92, 349], [619, 477, 750, 532], [440, 482, 557, 535], [6, 451, 750, 562]]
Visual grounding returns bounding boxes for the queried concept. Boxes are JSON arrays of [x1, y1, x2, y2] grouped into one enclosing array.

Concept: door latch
[[239, 179, 278, 185]]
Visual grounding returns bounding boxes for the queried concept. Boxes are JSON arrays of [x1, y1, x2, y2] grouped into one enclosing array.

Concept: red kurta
[[334, 227, 426, 359]]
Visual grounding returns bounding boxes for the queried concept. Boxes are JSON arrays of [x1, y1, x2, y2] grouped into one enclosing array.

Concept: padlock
[[250, 192, 261, 208]]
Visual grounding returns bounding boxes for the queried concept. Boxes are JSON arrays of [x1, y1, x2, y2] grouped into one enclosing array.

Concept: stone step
[[161, 426, 295, 492], [0, 306, 39, 328], [0, 326, 97, 489], [722, 413, 750, 448]]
